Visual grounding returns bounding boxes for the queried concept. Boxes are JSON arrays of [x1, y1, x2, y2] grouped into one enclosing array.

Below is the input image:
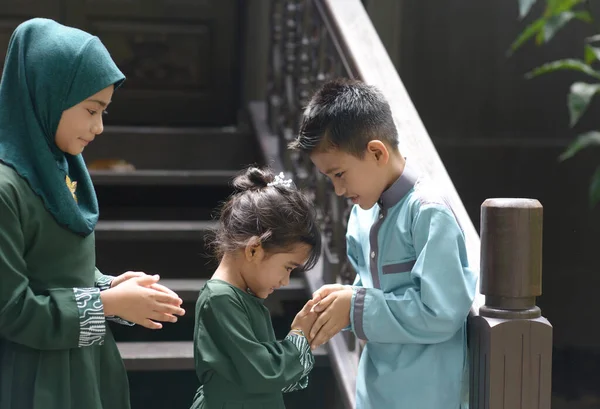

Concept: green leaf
[[525, 59, 600, 80], [573, 10, 593, 21], [590, 167, 600, 208], [584, 45, 600, 64], [559, 131, 600, 161], [519, 0, 538, 18], [543, 11, 592, 43], [567, 83, 600, 126], [544, 0, 582, 16], [536, 28, 546, 45], [509, 18, 547, 55]]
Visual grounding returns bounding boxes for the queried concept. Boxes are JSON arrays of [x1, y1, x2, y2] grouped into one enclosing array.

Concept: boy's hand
[[309, 288, 353, 349], [311, 284, 347, 303]]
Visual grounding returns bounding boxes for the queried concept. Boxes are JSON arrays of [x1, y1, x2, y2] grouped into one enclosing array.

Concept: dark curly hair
[[210, 167, 321, 273]]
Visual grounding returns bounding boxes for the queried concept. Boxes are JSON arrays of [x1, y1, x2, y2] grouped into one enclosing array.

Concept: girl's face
[[243, 242, 312, 299], [54, 85, 114, 155]]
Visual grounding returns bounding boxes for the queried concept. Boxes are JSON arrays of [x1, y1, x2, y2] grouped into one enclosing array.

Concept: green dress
[[0, 164, 131, 409], [191, 280, 314, 409]]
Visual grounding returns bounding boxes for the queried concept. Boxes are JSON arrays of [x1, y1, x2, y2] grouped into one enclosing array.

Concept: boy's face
[[55, 85, 114, 155], [310, 142, 389, 210]]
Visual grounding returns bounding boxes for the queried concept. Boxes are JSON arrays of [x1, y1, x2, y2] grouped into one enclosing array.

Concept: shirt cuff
[[107, 316, 136, 326], [95, 274, 114, 291], [74, 287, 106, 347], [281, 331, 314, 392], [350, 287, 368, 341], [95, 274, 136, 326]]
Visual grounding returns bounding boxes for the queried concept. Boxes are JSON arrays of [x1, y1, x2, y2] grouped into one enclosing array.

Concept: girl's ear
[[244, 236, 265, 263]]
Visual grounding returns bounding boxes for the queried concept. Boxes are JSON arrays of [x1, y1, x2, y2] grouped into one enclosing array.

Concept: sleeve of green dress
[[0, 188, 106, 350], [280, 331, 313, 393], [198, 292, 315, 394], [94, 268, 135, 327]]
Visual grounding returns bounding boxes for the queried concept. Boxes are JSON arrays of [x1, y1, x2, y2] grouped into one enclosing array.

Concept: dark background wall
[[365, 2, 600, 400]]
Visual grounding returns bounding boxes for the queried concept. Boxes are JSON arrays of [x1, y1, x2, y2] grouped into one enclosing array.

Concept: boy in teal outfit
[[289, 79, 478, 409]]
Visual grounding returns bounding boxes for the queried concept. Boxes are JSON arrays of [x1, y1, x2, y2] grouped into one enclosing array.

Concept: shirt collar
[[379, 159, 419, 210]]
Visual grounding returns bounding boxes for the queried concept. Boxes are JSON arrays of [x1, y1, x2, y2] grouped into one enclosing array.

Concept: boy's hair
[[289, 78, 398, 156], [211, 167, 321, 272]]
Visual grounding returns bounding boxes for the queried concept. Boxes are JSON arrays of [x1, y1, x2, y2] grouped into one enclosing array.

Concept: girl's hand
[[111, 271, 180, 300], [110, 271, 145, 288], [290, 299, 318, 339], [101, 275, 185, 329]]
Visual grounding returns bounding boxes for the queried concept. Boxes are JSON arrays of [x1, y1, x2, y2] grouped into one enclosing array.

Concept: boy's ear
[[244, 237, 265, 262], [366, 140, 390, 165]]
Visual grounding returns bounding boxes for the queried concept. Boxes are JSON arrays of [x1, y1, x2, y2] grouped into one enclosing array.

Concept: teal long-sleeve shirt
[[346, 161, 478, 409]]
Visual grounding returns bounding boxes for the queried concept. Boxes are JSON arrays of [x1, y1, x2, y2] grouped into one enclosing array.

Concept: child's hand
[[290, 299, 318, 338], [110, 271, 145, 288], [311, 284, 347, 304], [111, 271, 180, 300], [101, 275, 186, 329], [309, 288, 353, 349]]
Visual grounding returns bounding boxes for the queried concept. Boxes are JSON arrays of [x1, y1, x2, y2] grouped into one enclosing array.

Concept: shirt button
[[379, 214, 384, 219], [371, 251, 375, 259]]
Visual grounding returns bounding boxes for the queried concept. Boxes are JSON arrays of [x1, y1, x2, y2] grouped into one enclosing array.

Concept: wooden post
[[469, 199, 553, 409]]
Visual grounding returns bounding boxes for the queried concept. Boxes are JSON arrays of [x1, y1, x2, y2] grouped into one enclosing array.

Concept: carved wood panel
[[268, 0, 354, 284], [70, 0, 240, 126], [0, 0, 240, 126]]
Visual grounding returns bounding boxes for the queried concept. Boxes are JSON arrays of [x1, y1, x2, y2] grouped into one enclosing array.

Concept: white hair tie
[[268, 172, 293, 188]]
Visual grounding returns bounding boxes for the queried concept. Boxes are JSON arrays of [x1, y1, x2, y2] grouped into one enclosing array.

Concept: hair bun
[[232, 167, 274, 192]]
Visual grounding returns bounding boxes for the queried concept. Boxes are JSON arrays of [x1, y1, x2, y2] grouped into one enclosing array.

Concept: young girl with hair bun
[[191, 167, 322, 409]]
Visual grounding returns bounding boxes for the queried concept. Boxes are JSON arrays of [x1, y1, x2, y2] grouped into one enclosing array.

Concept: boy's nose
[[334, 184, 346, 197], [281, 276, 290, 287]]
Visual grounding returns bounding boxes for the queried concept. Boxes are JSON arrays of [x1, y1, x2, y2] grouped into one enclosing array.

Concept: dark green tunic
[[191, 280, 314, 409], [0, 164, 130, 409]]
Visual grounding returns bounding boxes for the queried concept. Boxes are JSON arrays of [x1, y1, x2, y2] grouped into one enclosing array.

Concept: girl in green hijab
[[0, 18, 186, 409]]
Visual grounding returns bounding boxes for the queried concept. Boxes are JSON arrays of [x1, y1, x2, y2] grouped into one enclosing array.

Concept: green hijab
[[0, 18, 125, 236]]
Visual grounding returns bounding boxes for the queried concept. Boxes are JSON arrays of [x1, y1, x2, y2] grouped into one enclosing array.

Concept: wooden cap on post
[[479, 198, 543, 319]]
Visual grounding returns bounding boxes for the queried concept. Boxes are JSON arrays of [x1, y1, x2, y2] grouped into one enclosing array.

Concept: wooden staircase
[[86, 125, 340, 409]]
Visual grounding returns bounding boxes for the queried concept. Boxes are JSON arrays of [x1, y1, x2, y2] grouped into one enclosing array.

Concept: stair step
[[95, 220, 217, 240], [96, 183, 232, 221], [118, 341, 328, 371], [161, 278, 306, 302], [91, 169, 237, 186], [120, 341, 195, 371], [84, 126, 263, 171]]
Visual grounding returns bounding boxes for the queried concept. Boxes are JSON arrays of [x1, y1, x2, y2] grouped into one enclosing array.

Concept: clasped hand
[[102, 272, 186, 330], [291, 284, 353, 350]]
